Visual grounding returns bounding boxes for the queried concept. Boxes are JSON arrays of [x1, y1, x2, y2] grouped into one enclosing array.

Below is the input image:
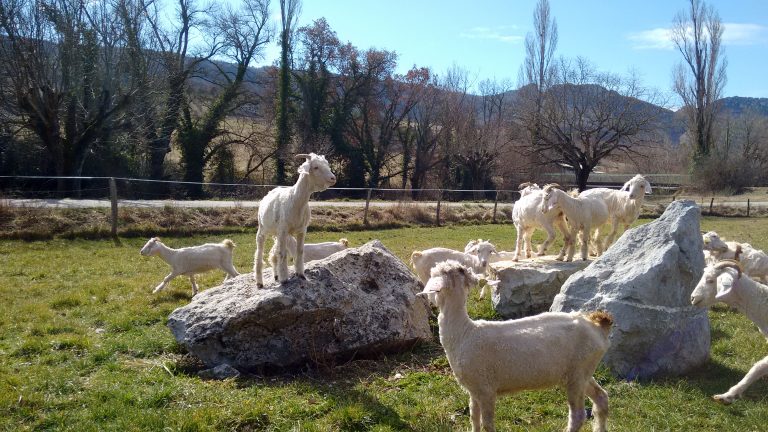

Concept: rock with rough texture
[[168, 240, 432, 371], [489, 257, 591, 318], [550, 200, 709, 379]]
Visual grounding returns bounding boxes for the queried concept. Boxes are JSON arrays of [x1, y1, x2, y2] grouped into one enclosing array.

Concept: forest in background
[[1, 0, 767, 198]]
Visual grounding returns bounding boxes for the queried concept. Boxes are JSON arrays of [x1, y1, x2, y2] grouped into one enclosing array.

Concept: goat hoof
[[256, 283, 264, 289], [296, 274, 307, 281], [713, 394, 736, 404]]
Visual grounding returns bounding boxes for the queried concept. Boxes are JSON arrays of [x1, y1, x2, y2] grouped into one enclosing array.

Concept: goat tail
[[586, 310, 613, 332], [339, 238, 349, 247], [222, 239, 236, 249]]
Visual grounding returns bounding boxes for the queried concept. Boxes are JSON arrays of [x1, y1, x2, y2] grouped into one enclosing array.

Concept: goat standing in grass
[[691, 260, 768, 404], [253, 153, 336, 287], [140, 237, 239, 295], [420, 261, 612, 432]]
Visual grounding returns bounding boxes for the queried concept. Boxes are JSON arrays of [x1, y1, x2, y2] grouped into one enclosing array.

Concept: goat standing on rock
[[253, 153, 336, 287], [420, 261, 612, 432]]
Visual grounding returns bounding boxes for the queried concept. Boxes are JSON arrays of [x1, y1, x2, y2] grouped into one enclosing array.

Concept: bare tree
[[118, 0, 220, 182], [520, 0, 557, 153], [0, 0, 133, 194], [525, 58, 665, 191], [173, 0, 272, 197], [274, 0, 300, 184], [672, 0, 727, 162], [346, 63, 429, 188], [450, 78, 515, 198]]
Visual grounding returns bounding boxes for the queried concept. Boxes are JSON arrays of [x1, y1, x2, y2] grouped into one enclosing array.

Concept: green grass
[[1, 219, 767, 431]]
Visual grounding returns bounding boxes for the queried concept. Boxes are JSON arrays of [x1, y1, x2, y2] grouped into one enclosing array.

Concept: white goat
[[412, 241, 498, 300], [464, 239, 517, 263], [517, 181, 542, 197], [420, 261, 612, 432], [691, 260, 768, 404], [253, 153, 336, 287], [541, 184, 609, 262], [702, 231, 768, 282], [267, 237, 349, 267], [579, 174, 652, 251], [512, 183, 570, 261], [411, 241, 498, 284], [140, 237, 239, 295]]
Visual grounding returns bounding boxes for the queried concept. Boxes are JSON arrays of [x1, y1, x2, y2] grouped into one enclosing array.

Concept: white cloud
[[627, 22, 768, 50], [627, 28, 675, 50], [722, 23, 768, 45], [460, 26, 524, 44]]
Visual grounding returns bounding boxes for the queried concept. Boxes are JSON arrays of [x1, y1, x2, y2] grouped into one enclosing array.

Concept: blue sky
[[253, 0, 768, 101]]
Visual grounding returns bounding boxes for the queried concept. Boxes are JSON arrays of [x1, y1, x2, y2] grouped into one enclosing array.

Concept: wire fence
[[2, 175, 766, 242], [0, 175, 526, 203]]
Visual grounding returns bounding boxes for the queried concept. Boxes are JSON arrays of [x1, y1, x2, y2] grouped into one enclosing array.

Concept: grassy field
[[1, 218, 767, 431]]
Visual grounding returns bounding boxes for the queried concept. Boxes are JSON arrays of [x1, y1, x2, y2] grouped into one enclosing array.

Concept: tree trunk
[[574, 166, 591, 192]]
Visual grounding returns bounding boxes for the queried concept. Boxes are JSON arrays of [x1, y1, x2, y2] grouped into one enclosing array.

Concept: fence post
[[709, 197, 714, 215], [109, 177, 120, 245], [492, 190, 500, 223], [363, 188, 373, 226], [747, 199, 750, 217], [435, 189, 443, 227]]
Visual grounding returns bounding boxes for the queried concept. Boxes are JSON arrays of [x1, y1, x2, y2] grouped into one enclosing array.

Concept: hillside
[[188, 59, 767, 150]]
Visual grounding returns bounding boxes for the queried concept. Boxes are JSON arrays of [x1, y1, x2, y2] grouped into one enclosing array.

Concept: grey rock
[[550, 200, 710, 379], [489, 257, 591, 318], [168, 240, 432, 371], [198, 363, 241, 380]]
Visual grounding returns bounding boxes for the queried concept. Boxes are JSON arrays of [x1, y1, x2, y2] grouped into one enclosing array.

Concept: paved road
[[2, 198, 511, 209]]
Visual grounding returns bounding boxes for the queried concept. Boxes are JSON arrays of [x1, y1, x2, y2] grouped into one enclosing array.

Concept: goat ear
[[715, 275, 736, 300], [420, 276, 444, 294], [645, 180, 652, 195], [294, 153, 310, 160], [620, 181, 630, 191]]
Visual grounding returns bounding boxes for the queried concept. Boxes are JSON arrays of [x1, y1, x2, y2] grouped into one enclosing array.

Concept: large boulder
[[489, 257, 591, 318], [550, 200, 709, 379], [168, 240, 432, 371]]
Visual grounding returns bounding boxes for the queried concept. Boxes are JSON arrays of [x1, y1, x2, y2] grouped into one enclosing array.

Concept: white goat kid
[[579, 174, 652, 252], [420, 261, 612, 432], [691, 260, 768, 404], [253, 153, 336, 287], [268, 237, 349, 267], [541, 184, 609, 261], [140, 237, 239, 295], [512, 183, 570, 261]]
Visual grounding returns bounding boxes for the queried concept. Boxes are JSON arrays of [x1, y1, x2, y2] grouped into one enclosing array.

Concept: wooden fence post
[[492, 190, 500, 223], [435, 190, 443, 227], [109, 178, 120, 245], [709, 197, 714, 215], [747, 199, 750, 217], [363, 188, 373, 226]]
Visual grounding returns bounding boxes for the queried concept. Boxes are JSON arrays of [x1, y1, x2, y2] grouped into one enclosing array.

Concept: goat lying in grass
[[691, 259, 768, 404], [420, 260, 612, 432], [140, 237, 239, 295]]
